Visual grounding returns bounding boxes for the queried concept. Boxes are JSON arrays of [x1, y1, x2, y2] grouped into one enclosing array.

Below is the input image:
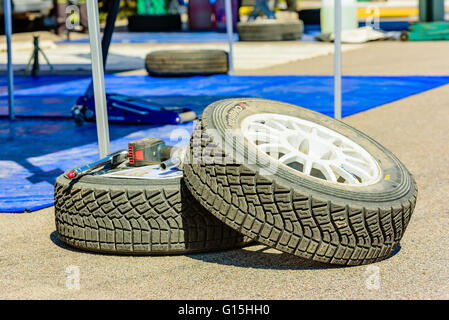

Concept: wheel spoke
[[298, 138, 310, 155], [249, 122, 282, 135], [340, 162, 372, 181], [344, 154, 368, 165], [331, 165, 360, 184], [241, 113, 381, 187], [258, 143, 293, 155], [289, 121, 311, 134], [265, 119, 287, 131], [303, 159, 313, 175], [340, 146, 356, 153], [318, 164, 338, 183], [278, 152, 301, 164]]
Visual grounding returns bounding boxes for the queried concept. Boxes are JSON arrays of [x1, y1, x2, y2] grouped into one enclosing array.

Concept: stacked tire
[[237, 20, 304, 41], [182, 99, 418, 265], [54, 167, 250, 254], [55, 98, 418, 265], [145, 50, 229, 77]]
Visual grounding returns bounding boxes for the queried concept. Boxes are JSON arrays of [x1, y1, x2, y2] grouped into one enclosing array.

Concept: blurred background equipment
[[0, 0, 53, 15], [0, 0, 53, 33], [72, 93, 196, 125], [248, 0, 275, 20], [419, 0, 445, 22], [401, 21, 449, 40], [188, 0, 213, 29], [401, 0, 448, 41], [237, 19, 304, 41], [128, 0, 182, 31], [215, 0, 238, 30], [24, 35, 54, 76], [320, 0, 357, 34], [137, 0, 166, 14], [145, 49, 229, 76]]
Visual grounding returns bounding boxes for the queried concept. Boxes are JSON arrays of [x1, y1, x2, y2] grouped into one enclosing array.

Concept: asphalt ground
[[1, 40, 448, 299]]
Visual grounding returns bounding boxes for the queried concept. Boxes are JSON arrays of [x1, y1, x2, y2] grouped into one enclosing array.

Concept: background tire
[[238, 21, 283, 41], [280, 21, 304, 40], [183, 98, 418, 266], [54, 166, 251, 255], [237, 20, 304, 41], [145, 50, 229, 76], [400, 31, 410, 41], [127, 14, 182, 32]]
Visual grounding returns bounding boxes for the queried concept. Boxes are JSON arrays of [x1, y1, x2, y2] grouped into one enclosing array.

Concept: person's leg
[[286, 0, 297, 12], [55, 0, 68, 34], [78, 0, 88, 32], [259, 0, 274, 18], [237, 0, 242, 22]]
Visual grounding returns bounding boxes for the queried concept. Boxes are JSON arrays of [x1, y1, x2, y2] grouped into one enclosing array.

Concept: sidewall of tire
[[183, 98, 418, 265], [146, 50, 229, 76], [54, 173, 249, 254], [197, 98, 417, 211]]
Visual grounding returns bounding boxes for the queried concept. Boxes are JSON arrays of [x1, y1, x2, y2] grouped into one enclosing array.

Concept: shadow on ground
[[187, 242, 402, 270], [50, 231, 401, 270], [187, 244, 345, 270]]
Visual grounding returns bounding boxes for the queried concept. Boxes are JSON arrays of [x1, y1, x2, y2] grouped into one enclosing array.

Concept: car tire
[[237, 20, 304, 41], [54, 164, 251, 255], [183, 98, 418, 265], [145, 50, 229, 76]]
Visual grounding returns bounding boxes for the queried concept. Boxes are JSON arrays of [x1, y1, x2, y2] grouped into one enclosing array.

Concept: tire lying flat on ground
[[237, 20, 304, 41], [54, 165, 250, 255], [145, 50, 229, 76], [280, 21, 304, 40], [183, 98, 418, 265]]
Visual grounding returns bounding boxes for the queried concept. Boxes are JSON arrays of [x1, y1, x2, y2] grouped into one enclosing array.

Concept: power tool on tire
[[65, 138, 185, 179]]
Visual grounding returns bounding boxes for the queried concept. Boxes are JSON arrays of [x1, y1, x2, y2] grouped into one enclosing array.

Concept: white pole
[[334, 0, 342, 120], [86, 0, 110, 158], [224, 0, 235, 74], [4, 0, 14, 120]]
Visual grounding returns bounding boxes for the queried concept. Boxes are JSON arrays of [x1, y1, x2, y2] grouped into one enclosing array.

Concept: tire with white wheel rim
[[54, 162, 251, 255], [183, 98, 418, 265]]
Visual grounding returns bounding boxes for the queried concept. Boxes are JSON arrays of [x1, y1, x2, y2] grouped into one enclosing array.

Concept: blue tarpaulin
[[1, 74, 449, 212], [58, 32, 240, 44]]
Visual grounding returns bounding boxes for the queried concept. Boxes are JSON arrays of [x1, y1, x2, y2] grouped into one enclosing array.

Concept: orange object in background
[[188, 0, 214, 30]]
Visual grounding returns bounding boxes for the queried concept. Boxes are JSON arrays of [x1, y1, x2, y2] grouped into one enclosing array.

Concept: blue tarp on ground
[[57, 31, 320, 44], [58, 31, 241, 44], [1, 74, 449, 212], [56, 22, 408, 45]]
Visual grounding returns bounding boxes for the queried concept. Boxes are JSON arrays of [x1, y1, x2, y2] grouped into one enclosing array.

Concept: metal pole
[[334, 0, 342, 120], [4, 0, 14, 120], [224, 0, 235, 74], [86, 0, 110, 157]]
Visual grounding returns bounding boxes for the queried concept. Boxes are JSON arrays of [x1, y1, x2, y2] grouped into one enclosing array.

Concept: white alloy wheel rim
[[241, 113, 382, 186]]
